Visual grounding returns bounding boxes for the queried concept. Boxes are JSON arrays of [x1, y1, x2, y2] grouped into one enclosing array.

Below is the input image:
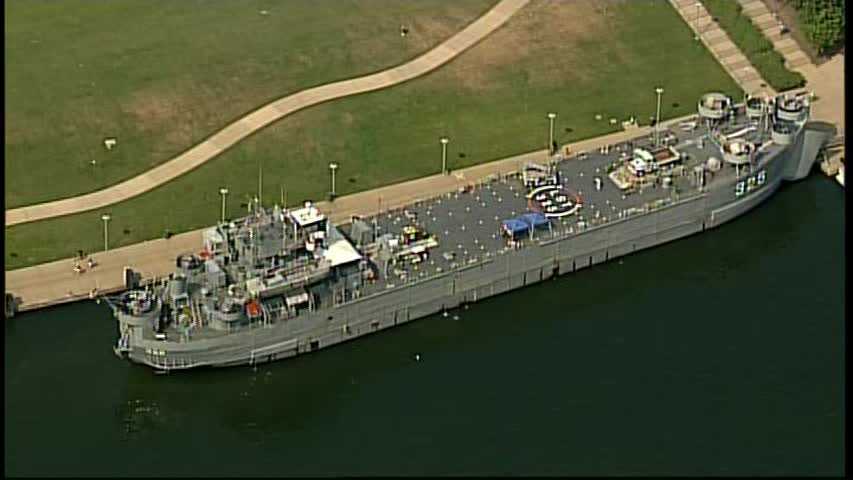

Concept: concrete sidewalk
[[5, 0, 531, 227]]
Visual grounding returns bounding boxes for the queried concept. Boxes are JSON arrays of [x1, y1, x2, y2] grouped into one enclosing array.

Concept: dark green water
[[5, 176, 845, 476]]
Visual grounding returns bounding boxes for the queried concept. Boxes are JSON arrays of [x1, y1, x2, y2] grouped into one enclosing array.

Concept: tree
[[790, 0, 845, 55]]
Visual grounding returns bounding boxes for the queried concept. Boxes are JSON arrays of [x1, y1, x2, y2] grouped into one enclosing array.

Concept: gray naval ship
[[106, 92, 835, 371]]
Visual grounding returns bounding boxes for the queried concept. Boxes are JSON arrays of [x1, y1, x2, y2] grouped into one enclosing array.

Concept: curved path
[[6, 0, 530, 227]]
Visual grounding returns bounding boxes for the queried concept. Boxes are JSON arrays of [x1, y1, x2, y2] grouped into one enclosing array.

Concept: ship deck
[[159, 104, 786, 341], [350, 111, 782, 296]]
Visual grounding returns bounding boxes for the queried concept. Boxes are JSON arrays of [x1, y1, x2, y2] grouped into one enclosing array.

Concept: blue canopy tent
[[502, 213, 549, 240], [519, 212, 549, 229]]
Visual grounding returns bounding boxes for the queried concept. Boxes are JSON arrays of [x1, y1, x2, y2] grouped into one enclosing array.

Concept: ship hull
[[121, 122, 834, 372]]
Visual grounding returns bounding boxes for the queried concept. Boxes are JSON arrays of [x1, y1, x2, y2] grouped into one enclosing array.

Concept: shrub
[[791, 0, 845, 55]]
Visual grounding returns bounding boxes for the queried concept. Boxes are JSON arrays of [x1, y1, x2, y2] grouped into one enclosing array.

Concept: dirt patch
[[295, 52, 314, 68], [437, 0, 627, 93], [123, 90, 178, 128], [347, 3, 489, 70], [406, 4, 479, 52], [122, 89, 189, 148], [121, 86, 218, 159], [4, 120, 27, 147]]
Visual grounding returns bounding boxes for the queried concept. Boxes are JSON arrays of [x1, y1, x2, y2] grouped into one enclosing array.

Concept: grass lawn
[[5, 0, 743, 270], [700, 0, 805, 91], [4, 0, 495, 208]]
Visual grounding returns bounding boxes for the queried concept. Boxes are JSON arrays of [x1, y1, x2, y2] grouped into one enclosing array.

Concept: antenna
[[374, 195, 380, 243]]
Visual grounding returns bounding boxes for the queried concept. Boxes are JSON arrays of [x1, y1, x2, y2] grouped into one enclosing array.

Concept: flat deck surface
[[352, 108, 780, 296]]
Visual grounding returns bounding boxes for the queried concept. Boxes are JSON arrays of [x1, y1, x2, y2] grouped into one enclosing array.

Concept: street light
[[694, 3, 702, 40], [101, 214, 111, 252], [440, 137, 450, 174], [329, 162, 339, 198], [219, 187, 229, 223], [547, 112, 557, 153], [654, 87, 664, 146]]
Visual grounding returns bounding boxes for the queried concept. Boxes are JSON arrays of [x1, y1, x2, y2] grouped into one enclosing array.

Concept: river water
[[5, 175, 844, 476]]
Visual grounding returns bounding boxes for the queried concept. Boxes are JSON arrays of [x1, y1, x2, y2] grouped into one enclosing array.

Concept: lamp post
[[329, 162, 338, 199], [547, 112, 557, 153], [654, 87, 664, 146], [440, 137, 449, 174], [101, 214, 111, 252], [694, 3, 701, 40], [219, 187, 229, 223]]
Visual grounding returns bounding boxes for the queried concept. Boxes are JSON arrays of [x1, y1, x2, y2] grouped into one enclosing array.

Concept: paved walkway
[[5, 0, 530, 227], [669, 0, 775, 96], [8, 117, 690, 312], [795, 54, 845, 138]]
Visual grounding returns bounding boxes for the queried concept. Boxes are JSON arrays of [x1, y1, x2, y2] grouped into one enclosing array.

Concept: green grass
[[4, 0, 495, 208], [5, 0, 743, 270], [701, 0, 806, 91]]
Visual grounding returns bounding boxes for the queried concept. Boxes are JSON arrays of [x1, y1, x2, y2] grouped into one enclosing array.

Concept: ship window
[[735, 181, 745, 196], [757, 170, 766, 185]]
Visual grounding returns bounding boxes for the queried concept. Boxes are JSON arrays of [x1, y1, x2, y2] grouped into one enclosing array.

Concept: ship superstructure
[[106, 92, 834, 370]]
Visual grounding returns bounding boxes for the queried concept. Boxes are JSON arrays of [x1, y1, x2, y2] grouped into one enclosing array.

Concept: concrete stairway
[[669, 0, 774, 96], [735, 0, 812, 69]]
